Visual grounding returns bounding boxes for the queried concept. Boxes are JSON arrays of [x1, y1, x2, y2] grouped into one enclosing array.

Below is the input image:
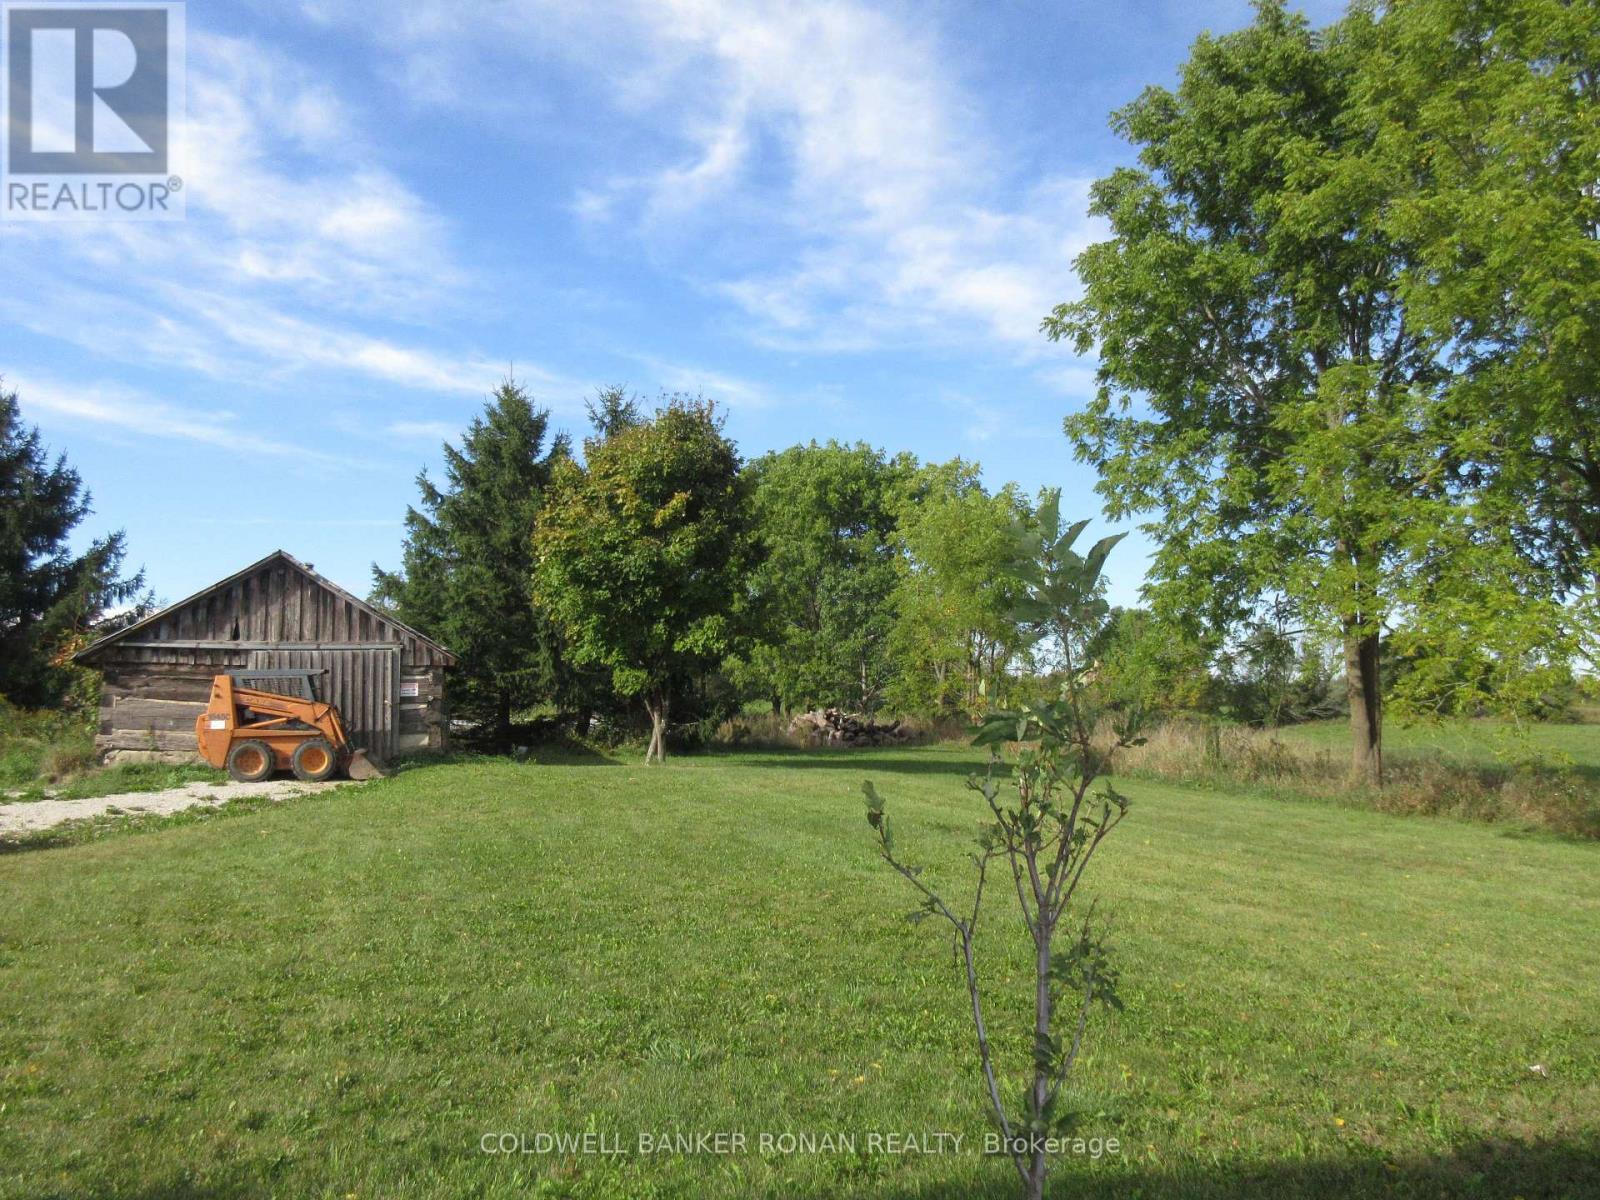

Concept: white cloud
[[172, 33, 463, 312], [605, 1, 1097, 349], [629, 356, 775, 409], [929, 389, 1057, 447], [0, 31, 566, 399], [173, 294, 508, 394], [304, 0, 1104, 355], [11, 373, 366, 465], [386, 420, 459, 441], [1037, 362, 1103, 400], [0, 276, 521, 400]]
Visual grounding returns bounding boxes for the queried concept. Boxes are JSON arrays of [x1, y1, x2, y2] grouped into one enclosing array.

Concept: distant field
[[2, 747, 1597, 1198], [1276, 719, 1600, 776]]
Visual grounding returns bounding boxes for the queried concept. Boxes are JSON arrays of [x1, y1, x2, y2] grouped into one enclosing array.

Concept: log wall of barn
[[95, 653, 226, 762], [94, 647, 448, 764], [397, 667, 449, 754]]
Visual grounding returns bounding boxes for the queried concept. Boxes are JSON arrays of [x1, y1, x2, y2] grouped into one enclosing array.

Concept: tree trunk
[[495, 692, 513, 750], [644, 693, 669, 764], [1344, 624, 1382, 787], [1025, 917, 1053, 1200]]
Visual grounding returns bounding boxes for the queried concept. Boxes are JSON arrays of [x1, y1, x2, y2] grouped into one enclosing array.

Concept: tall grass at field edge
[[0, 702, 96, 790], [1119, 720, 1600, 839]]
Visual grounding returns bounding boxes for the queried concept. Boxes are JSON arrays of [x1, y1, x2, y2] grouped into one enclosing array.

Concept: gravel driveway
[[0, 779, 350, 836]]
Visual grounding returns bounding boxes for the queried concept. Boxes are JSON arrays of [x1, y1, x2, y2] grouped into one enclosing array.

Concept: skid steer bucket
[[346, 749, 392, 780]]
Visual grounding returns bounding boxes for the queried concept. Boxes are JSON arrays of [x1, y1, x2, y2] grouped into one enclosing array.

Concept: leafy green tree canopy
[[1046, 0, 1450, 783], [889, 462, 1032, 717], [1355, 0, 1600, 705], [739, 441, 912, 714], [533, 398, 755, 762], [1363, 0, 1600, 596]]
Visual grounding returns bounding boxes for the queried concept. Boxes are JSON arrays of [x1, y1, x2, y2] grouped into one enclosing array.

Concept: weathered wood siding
[[96, 661, 225, 758], [397, 667, 449, 753], [109, 557, 452, 667], [83, 553, 452, 763], [247, 648, 399, 759]]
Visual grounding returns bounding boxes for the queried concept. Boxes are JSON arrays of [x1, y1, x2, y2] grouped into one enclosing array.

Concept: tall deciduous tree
[[739, 441, 911, 714], [533, 399, 754, 763], [1365, 0, 1600, 593], [0, 386, 144, 708], [889, 462, 1032, 717], [373, 381, 569, 741], [1361, 0, 1600, 675], [1047, 1, 1444, 784]]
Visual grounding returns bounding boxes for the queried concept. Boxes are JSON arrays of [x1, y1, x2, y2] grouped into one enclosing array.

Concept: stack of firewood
[[789, 708, 913, 747]]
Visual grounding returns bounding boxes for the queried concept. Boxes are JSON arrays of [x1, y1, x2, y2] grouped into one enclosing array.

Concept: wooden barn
[[76, 550, 455, 764]]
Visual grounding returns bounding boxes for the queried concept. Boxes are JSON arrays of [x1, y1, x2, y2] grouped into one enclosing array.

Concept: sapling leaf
[[1059, 518, 1091, 555], [1082, 532, 1128, 588], [863, 780, 885, 816], [1033, 1031, 1062, 1073], [971, 717, 1015, 747], [1036, 488, 1062, 545]]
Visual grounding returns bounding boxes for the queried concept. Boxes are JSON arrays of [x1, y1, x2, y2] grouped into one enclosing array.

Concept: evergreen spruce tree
[[0, 386, 144, 708], [373, 381, 570, 742]]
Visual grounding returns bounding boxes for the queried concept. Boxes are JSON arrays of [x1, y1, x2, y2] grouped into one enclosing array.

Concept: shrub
[[0, 699, 97, 789]]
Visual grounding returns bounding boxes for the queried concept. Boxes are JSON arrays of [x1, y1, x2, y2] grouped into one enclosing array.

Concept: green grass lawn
[[2, 746, 1597, 1199]]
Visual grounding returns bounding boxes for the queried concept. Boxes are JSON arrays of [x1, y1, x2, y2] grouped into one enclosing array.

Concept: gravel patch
[[0, 778, 351, 836]]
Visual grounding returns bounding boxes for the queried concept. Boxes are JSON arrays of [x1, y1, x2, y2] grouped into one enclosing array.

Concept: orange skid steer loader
[[196, 670, 388, 783]]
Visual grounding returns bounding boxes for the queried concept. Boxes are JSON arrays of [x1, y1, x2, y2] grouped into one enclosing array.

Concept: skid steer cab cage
[[195, 671, 387, 783], [227, 668, 324, 701]]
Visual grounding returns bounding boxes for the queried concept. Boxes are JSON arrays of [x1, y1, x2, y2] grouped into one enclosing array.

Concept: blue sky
[[4, 0, 1343, 609]]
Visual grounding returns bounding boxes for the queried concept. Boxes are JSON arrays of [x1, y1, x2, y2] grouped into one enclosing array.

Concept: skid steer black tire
[[291, 738, 339, 782], [227, 739, 275, 783]]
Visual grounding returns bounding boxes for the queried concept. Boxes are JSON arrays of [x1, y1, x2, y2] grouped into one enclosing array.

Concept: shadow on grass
[[39, 1170, 260, 1200], [705, 749, 990, 778], [0, 827, 78, 855], [872, 1135, 1600, 1199], [533, 744, 627, 767], [39, 1136, 1600, 1200], [398, 741, 622, 769], [1554, 760, 1600, 786]]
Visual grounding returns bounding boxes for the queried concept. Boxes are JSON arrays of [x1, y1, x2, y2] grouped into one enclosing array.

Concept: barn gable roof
[[75, 550, 457, 667]]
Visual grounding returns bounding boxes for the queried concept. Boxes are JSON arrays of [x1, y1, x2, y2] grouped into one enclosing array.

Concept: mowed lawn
[[1, 747, 1597, 1199]]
